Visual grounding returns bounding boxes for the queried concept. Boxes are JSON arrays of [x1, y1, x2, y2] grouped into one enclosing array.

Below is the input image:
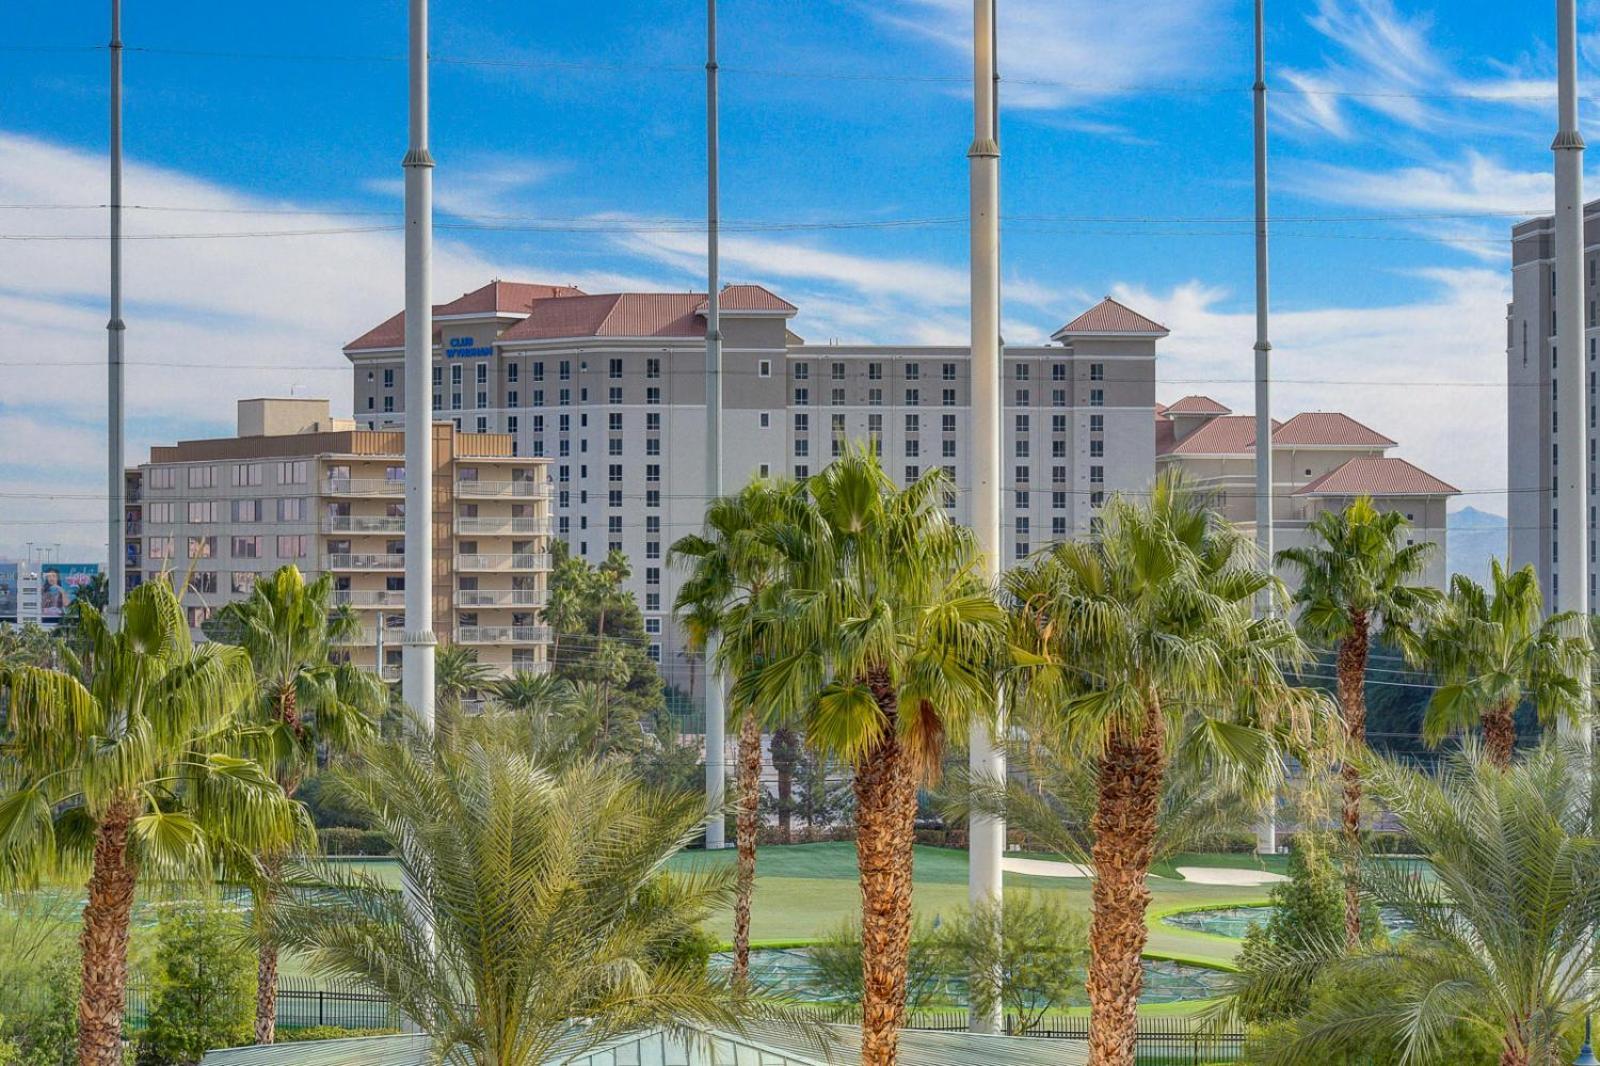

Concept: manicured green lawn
[[321, 842, 1274, 971]]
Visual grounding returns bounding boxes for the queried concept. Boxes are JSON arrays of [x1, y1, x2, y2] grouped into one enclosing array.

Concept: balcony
[[454, 553, 551, 572], [323, 515, 406, 534], [331, 589, 405, 608], [324, 477, 404, 497], [378, 663, 401, 683], [454, 516, 551, 536], [455, 479, 546, 500], [454, 588, 546, 608], [125, 521, 142, 536], [455, 625, 550, 644], [324, 553, 405, 571]]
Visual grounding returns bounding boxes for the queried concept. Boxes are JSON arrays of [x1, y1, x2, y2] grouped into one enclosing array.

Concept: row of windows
[[791, 387, 1105, 408], [146, 498, 310, 525], [146, 461, 308, 491], [146, 534, 310, 561]]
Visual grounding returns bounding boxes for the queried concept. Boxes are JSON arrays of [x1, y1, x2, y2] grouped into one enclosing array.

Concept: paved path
[[1172, 866, 1287, 886]]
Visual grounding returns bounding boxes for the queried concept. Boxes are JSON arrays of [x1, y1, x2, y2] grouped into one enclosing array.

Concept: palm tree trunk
[[1482, 700, 1516, 769], [253, 853, 285, 1045], [1498, 1044, 1528, 1066], [1336, 616, 1370, 951], [732, 709, 763, 992], [79, 798, 138, 1066], [1086, 696, 1167, 1066], [854, 673, 917, 1066]]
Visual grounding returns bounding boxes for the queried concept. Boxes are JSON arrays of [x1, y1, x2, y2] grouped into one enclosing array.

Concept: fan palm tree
[[0, 579, 305, 1066], [208, 565, 385, 1043], [1236, 741, 1600, 1066], [671, 479, 797, 991], [435, 643, 493, 725], [1419, 559, 1589, 769], [1004, 475, 1313, 1066], [734, 449, 1004, 1066], [272, 715, 756, 1066], [1276, 497, 1440, 947]]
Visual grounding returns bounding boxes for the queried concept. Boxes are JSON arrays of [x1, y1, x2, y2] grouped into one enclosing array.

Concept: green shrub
[[316, 828, 391, 856], [5, 945, 82, 1066], [806, 917, 947, 1010], [134, 904, 253, 1066], [937, 892, 1088, 1034]]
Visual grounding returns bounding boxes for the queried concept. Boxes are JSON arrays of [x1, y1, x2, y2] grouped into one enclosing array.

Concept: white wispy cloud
[[877, 0, 1233, 109]]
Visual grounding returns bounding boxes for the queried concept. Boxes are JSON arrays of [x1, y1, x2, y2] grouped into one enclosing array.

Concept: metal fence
[[124, 976, 402, 1034], [784, 1006, 1244, 1064]]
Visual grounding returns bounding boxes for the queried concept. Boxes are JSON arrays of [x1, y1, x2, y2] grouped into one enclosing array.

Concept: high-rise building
[[343, 283, 1164, 683], [1156, 397, 1458, 589], [124, 398, 553, 679], [1508, 205, 1600, 607]]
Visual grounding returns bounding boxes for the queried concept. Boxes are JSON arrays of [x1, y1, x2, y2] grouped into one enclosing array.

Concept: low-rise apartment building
[[342, 281, 1163, 678], [1155, 396, 1459, 589], [125, 398, 553, 679]]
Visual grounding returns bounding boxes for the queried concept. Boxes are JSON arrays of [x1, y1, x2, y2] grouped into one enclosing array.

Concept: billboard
[[0, 563, 15, 623], [39, 563, 100, 623]]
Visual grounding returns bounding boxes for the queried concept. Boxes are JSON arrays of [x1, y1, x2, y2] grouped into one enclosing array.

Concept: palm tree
[[272, 715, 753, 1066], [208, 565, 385, 1043], [1276, 497, 1439, 948], [1236, 741, 1600, 1066], [435, 643, 493, 725], [1004, 476, 1311, 1066], [1419, 559, 1589, 769], [0, 580, 304, 1066], [671, 479, 796, 992], [735, 449, 1004, 1066]]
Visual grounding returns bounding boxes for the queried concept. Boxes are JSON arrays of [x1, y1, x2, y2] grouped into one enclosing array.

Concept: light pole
[[966, 0, 1004, 1034], [1577, 1017, 1599, 1066], [401, 0, 437, 731], [106, 0, 126, 623], [702, 0, 727, 850], [1252, 0, 1277, 857]]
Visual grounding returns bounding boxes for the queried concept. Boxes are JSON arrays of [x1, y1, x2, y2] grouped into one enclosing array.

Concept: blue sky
[[0, 0, 1589, 559]]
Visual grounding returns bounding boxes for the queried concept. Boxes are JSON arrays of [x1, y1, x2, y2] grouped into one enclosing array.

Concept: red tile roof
[[1052, 297, 1170, 339], [1294, 457, 1459, 497], [1273, 412, 1396, 448], [1164, 395, 1232, 416], [344, 281, 585, 351], [1160, 415, 1276, 456], [695, 284, 798, 315]]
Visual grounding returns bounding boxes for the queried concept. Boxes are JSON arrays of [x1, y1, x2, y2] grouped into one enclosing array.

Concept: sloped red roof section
[[1294, 457, 1459, 496], [1273, 412, 1396, 448], [695, 284, 797, 315], [1161, 415, 1280, 456], [344, 281, 585, 351], [1052, 297, 1170, 338], [1164, 395, 1232, 415]]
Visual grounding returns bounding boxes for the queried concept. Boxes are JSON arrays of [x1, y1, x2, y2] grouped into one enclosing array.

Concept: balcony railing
[[331, 589, 405, 608], [454, 588, 546, 608], [455, 625, 550, 644], [454, 480, 546, 499], [378, 663, 402, 682], [125, 521, 142, 536], [323, 477, 405, 497], [322, 515, 406, 534], [453, 516, 551, 536], [324, 553, 405, 571], [454, 553, 551, 572]]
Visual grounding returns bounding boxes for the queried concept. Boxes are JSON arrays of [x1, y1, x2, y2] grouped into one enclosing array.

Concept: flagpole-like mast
[[703, 0, 727, 850], [401, 0, 437, 730], [1554, 0, 1588, 627], [1252, 0, 1278, 857], [106, 0, 126, 621], [967, 0, 1004, 1034]]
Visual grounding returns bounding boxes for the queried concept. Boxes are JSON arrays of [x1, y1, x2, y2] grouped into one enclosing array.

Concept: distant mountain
[[1447, 507, 1506, 586]]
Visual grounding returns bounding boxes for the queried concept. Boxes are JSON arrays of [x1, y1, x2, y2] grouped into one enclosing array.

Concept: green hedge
[[318, 828, 392, 856]]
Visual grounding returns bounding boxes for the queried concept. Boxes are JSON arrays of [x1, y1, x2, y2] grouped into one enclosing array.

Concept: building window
[[868, 362, 883, 380], [230, 535, 261, 559], [1090, 465, 1105, 484], [793, 362, 809, 380], [187, 536, 217, 559], [1089, 389, 1104, 407], [942, 363, 957, 381], [832, 362, 846, 381], [188, 465, 216, 489], [794, 388, 809, 406], [942, 389, 956, 406], [759, 359, 772, 378], [1089, 363, 1104, 381], [794, 464, 810, 479], [942, 414, 957, 433], [905, 389, 920, 406], [1015, 363, 1029, 380], [796, 439, 810, 457], [943, 440, 957, 458], [1051, 363, 1067, 381], [832, 388, 846, 406], [276, 535, 308, 558]]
